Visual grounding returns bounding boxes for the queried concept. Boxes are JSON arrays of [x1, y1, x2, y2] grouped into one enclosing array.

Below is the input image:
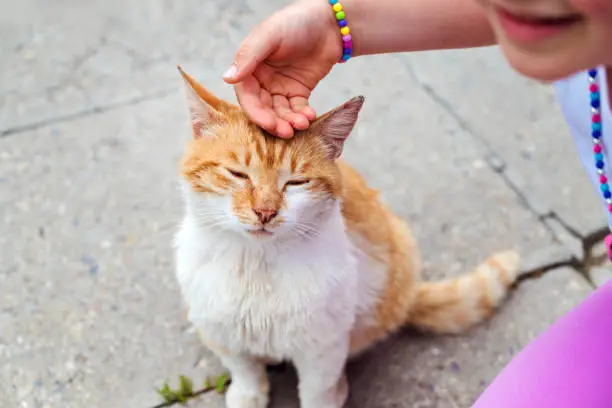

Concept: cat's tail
[[408, 250, 520, 334]]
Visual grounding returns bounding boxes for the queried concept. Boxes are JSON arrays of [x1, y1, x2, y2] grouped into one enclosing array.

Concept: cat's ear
[[177, 66, 227, 139], [310, 96, 364, 159]]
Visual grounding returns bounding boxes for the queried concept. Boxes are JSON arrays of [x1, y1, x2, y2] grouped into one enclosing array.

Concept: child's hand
[[223, 0, 342, 138]]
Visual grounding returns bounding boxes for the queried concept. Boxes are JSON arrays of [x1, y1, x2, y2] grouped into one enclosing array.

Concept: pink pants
[[473, 280, 612, 407]]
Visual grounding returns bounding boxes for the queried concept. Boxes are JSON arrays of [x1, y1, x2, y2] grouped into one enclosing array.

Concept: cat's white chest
[[174, 214, 358, 359]]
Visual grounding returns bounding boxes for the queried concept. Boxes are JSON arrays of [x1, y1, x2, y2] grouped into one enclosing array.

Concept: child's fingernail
[[223, 65, 237, 80]]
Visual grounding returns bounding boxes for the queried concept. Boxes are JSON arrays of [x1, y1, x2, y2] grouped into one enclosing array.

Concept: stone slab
[[519, 244, 575, 275], [402, 48, 607, 238], [590, 267, 612, 288], [0, 0, 282, 134], [543, 216, 585, 260]]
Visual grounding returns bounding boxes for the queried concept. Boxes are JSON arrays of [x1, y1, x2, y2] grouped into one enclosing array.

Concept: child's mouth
[[495, 7, 584, 43]]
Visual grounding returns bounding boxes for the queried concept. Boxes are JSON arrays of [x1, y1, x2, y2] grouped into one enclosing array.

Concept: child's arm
[[344, 0, 496, 56], [225, 0, 495, 138]]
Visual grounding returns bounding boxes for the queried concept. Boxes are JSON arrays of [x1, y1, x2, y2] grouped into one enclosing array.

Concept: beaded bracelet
[[329, 0, 352, 63]]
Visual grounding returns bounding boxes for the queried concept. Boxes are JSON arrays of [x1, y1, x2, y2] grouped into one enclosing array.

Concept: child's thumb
[[223, 29, 276, 84]]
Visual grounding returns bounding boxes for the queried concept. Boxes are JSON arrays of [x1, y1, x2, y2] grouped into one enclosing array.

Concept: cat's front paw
[[300, 374, 349, 408], [226, 383, 269, 408], [335, 374, 349, 407]]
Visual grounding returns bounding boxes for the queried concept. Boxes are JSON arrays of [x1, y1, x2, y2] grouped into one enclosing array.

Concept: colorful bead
[[589, 69, 610, 246], [329, 1, 352, 62], [606, 236, 612, 265], [606, 234, 612, 263]]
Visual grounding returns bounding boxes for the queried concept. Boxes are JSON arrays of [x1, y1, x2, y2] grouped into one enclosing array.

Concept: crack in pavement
[[0, 88, 175, 138], [395, 55, 610, 277], [43, 37, 109, 100]]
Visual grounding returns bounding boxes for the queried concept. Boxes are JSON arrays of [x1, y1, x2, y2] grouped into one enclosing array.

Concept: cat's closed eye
[[226, 168, 249, 180], [285, 179, 310, 187]]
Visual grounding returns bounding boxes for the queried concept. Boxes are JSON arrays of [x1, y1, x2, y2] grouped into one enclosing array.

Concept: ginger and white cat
[[173, 67, 520, 408]]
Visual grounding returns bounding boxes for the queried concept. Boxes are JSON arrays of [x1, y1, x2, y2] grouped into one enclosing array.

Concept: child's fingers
[[290, 97, 317, 121], [273, 96, 309, 131], [234, 78, 277, 133], [273, 119, 295, 139], [235, 79, 295, 139]]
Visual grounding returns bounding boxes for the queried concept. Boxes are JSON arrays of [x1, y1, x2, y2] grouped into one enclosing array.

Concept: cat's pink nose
[[253, 208, 278, 224]]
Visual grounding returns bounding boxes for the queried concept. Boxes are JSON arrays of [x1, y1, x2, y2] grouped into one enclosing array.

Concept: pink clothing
[[473, 280, 612, 407]]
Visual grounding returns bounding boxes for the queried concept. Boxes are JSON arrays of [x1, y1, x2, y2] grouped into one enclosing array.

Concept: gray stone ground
[[0, 1, 609, 407]]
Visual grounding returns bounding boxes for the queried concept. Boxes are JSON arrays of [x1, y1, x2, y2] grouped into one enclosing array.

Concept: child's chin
[[499, 37, 593, 82]]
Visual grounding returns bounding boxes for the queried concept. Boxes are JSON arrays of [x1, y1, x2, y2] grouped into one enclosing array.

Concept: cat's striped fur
[[174, 67, 520, 408]]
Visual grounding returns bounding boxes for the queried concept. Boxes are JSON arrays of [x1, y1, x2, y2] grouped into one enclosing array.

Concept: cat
[[173, 67, 520, 408]]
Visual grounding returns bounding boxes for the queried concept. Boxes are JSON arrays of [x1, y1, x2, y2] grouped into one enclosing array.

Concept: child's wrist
[[324, 0, 373, 58]]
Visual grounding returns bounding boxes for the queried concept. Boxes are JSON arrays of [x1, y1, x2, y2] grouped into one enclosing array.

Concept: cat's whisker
[[194, 214, 233, 231], [296, 221, 320, 234], [194, 213, 225, 219], [291, 227, 307, 239], [194, 216, 225, 224], [293, 225, 309, 237], [193, 209, 227, 217], [293, 222, 321, 239], [200, 222, 231, 232], [192, 208, 228, 216], [198, 216, 229, 225]]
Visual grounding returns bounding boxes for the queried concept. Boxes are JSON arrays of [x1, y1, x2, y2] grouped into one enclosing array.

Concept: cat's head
[[177, 67, 364, 242]]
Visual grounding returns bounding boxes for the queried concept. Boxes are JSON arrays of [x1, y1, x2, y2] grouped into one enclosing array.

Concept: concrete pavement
[[0, 1, 607, 407]]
